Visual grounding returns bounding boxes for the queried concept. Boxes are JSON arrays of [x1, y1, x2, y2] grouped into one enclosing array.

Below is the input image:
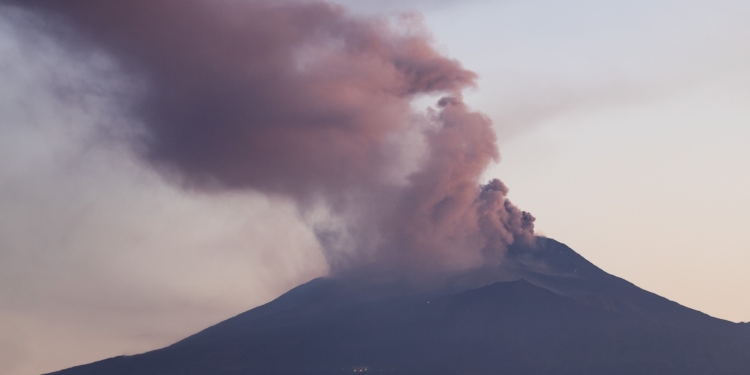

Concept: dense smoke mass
[[2, 0, 534, 277]]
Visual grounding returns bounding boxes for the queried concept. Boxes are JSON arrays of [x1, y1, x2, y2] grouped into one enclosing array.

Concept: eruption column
[[2, 0, 535, 277]]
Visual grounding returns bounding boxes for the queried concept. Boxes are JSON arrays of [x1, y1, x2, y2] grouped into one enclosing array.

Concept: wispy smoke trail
[[2, 0, 534, 278]]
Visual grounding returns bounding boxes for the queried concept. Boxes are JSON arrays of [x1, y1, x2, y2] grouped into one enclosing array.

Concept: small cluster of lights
[[346, 366, 401, 372]]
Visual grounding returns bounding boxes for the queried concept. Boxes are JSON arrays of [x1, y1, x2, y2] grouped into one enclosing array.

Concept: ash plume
[[2, 0, 534, 278]]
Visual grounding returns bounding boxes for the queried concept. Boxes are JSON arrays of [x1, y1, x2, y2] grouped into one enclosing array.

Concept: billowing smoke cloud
[[3, 0, 534, 278]]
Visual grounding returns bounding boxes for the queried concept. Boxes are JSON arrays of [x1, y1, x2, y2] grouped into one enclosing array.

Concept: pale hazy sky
[[1, 1, 749, 374]]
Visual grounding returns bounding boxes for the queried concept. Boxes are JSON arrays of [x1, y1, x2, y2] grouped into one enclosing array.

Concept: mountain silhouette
[[49, 238, 750, 375]]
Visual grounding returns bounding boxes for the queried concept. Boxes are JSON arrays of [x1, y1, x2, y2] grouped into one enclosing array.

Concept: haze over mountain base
[[48, 237, 750, 375]]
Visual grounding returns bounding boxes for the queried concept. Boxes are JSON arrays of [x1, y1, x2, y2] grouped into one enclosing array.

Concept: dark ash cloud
[[2, 0, 534, 278]]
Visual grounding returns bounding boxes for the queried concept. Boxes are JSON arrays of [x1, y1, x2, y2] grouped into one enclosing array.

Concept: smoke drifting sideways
[[3, 0, 534, 280]]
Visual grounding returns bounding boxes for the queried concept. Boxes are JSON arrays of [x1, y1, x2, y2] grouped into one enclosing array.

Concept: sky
[[1, 1, 749, 374]]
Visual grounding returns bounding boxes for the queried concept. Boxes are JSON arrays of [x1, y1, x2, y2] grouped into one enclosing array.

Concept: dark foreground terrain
[[50, 238, 750, 375]]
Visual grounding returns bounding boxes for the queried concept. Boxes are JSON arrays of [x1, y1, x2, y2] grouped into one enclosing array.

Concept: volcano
[[49, 238, 750, 375]]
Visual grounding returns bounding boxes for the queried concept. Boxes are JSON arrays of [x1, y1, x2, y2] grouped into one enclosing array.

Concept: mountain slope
[[49, 238, 750, 375], [505, 237, 747, 340]]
